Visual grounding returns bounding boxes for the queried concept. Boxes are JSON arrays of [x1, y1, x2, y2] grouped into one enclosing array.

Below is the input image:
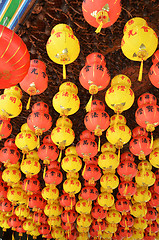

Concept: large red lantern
[[152, 50, 159, 64], [59, 193, 76, 210], [115, 198, 131, 214], [117, 160, 138, 180], [149, 62, 159, 88], [23, 177, 41, 195], [82, 164, 102, 184], [148, 193, 159, 210], [118, 226, 133, 238], [82, 0, 121, 33], [120, 214, 134, 228], [120, 151, 135, 162], [91, 205, 107, 220], [8, 215, 21, 230], [20, 59, 48, 109], [61, 209, 78, 224], [0, 139, 20, 165], [145, 221, 159, 234], [43, 168, 63, 186], [0, 25, 30, 89], [33, 211, 48, 225], [28, 194, 47, 212], [0, 180, 8, 200], [81, 186, 99, 201], [118, 181, 137, 199], [144, 207, 157, 223], [38, 224, 50, 237], [0, 198, 12, 212], [91, 219, 107, 232], [61, 222, 75, 231]]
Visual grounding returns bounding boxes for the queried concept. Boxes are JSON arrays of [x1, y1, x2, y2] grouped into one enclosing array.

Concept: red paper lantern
[[91, 219, 107, 232], [148, 193, 159, 210], [81, 186, 99, 201], [152, 50, 159, 64], [137, 93, 157, 107], [115, 198, 131, 214], [32, 101, 49, 113], [144, 232, 156, 240], [117, 160, 138, 180], [129, 135, 152, 160], [65, 228, 78, 240], [120, 151, 135, 162], [91, 205, 107, 220], [0, 180, 8, 199], [59, 193, 76, 209], [132, 126, 148, 138], [82, 0, 121, 33], [90, 99, 106, 111], [44, 168, 63, 186], [0, 118, 12, 140], [61, 210, 78, 223], [0, 25, 30, 89], [154, 179, 159, 194], [80, 129, 96, 140], [8, 215, 21, 230], [38, 224, 50, 236], [20, 59, 48, 98], [38, 142, 59, 164], [149, 62, 159, 88], [144, 207, 157, 222], [120, 214, 134, 228], [23, 177, 41, 195], [145, 221, 159, 234], [82, 164, 102, 184], [28, 194, 47, 212], [47, 161, 60, 170], [118, 181, 137, 198], [61, 222, 75, 231], [118, 226, 133, 238], [0, 198, 12, 212], [89, 227, 99, 238], [76, 138, 98, 161], [0, 142, 20, 165], [16, 225, 26, 236], [33, 211, 48, 225]]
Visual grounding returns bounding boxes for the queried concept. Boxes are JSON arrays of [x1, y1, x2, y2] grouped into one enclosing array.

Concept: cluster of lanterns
[[0, 0, 159, 239]]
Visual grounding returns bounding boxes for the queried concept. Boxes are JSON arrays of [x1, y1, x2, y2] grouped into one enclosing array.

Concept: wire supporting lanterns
[[0, 25, 30, 89], [105, 74, 134, 114], [0, 85, 22, 119], [20, 59, 48, 110], [46, 24, 80, 79], [82, 0, 121, 33], [121, 17, 158, 81], [53, 81, 80, 116]]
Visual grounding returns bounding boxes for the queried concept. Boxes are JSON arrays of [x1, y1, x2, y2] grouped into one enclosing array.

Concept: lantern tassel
[[98, 136, 101, 152], [26, 96, 31, 110], [58, 149, 62, 163], [150, 132, 153, 149], [63, 63, 66, 79], [25, 180, 28, 191], [95, 22, 103, 34], [124, 183, 128, 197], [0, 121, 3, 134], [118, 148, 120, 162], [85, 95, 93, 112], [138, 60, 144, 81], [12, 232, 15, 240], [82, 163, 86, 177], [37, 135, 40, 149], [43, 166, 46, 179]]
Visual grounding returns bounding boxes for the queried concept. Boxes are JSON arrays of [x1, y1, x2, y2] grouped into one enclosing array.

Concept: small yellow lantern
[[133, 186, 151, 203], [131, 229, 144, 240], [0, 85, 22, 119], [53, 82, 80, 116], [1, 216, 10, 231], [51, 227, 65, 239], [97, 192, 114, 209], [121, 17, 158, 81], [61, 154, 82, 173], [23, 219, 36, 234], [47, 216, 61, 228], [77, 233, 89, 240], [100, 173, 119, 192], [2, 167, 21, 185], [63, 178, 81, 196], [20, 158, 41, 178], [130, 202, 147, 218], [105, 74, 134, 113], [135, 169, 156, 187], [106, 209, 121, 224], [104, 222, 117, 234], [76, 214, 92, 228], [76, 200, 92, 215], [44, 203, 63, 217], [7, 187, 26, 205], [29, 226, 40, 239], [46, 24, 80, 79], [15, 204, 30, 220], [42, 186, 59, 204], [133, 217, 147, 230]]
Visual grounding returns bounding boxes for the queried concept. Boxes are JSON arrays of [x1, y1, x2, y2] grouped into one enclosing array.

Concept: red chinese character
[[68, 33, 75, 40], [129, 89, 133, 96], [26, 133, 31, 139], [117, 86, 126, 91], [128, 20, 134, 25], [9, 97, 16, 103], [119, 126, 125, 131], [108, 87, 114, 94], [141, 26, 150, 32], [55, 32, 62, 38], [128, 29, 137, 38], [62, 91, 69, 97]]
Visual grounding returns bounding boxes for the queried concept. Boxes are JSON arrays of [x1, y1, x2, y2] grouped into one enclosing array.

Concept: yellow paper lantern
[[133, 186, 151, 203], [46, 24, 80, 79], [106, 209, 121, 224], [104, 222, 117, 234], [133, 217, 147, 230], [47, 216, 61, 228], [149, 149, 159, 168], [7, 187, 26, 205], [102, 232, 113, 239], [53, 81, 80, 116], [63, 177, 81, 196], [131, 229, 144, 240], [51, 227, 65, 239], [65, 145, 78, 156], [101, 142, 116, 153], [15, 123, 38, 154], [56, 116, 73, 128], [100, 173, 119, 191], [138, 160, 152, 171], [20, 158, 41, 178], [1, 216, 10, 231], [0, 85, 22, 119], [130, 202, 147, 218], [51, 125, 75, 149], [77, 233, 89, 240], [44, 203, 63, 217], [23, 219, 36, 234], [105, 75, 134, 113], [76, 226, 89, 233], [76, 200, 92, 215], [135, 169, 156, 187], [42, 186, 59, 203], [98, 151, 119, 171], [61, 154, 82, 173], [26, 150, 39, 160], [97, 192, 114, 209], [29, 226, 40, 239], [2, 167, 21, 185], [15, 205, 30, 220], [121, 17, 158, 81], [76, 214, 92, 228]]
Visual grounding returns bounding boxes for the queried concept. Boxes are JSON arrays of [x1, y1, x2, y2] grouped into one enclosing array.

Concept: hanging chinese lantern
[[27, 102, 52, 140], [121, 17, 158, 81], [152, 49, 159, 64], [63, 178, 81, 197], [106, 209, 121, 225], [79, 53, 110, 111], [30, 226, 41, 239], [0, 118, 12, 140], [98, 141, 119, 171], [84, 100, 110, 149], [118, 181, 137, 199], [105, 74, 134, 113], [149, 139, 159, 168], [7, 187, 26, 205], [149, 193, 159, 211], [100, 172, 119, 192], [133, 217, 147, 230], [135, 167, 156, 187], [59, 193, 76, 210], [0, 180, 8, 200], [2, 166, 21, 185], [76, 130, 98, 162], [120, 214, 134, 229], [130, 202, 147, 218], [91, 204, 106, 220], [43, 168, 63, 187], [15, 205, 30, 220], [97, 192, 114, 209], [42, 185, 59, 204], [76, 199, 92, 215], [133, 186, 151, 204], [20, 59, 48, 110], [38, 135, 59, 165], [23, 219, 36, 234], [8, 214, 21, 230], [51, 117, 75, 162], [115, 198, 131, 214], [53, 82, 80, 116], [47, 216, 61, 228], [0, 138, 20, 166], [0, 25, 30, 89], [15, 123, 38, 157], [1, 216, 10, 231], [20, 157, 41, 178], [145, 207, 157, 225], [148, 60, 159, 88], [118, 226, 133, 239], [0, 85, 22, 119], [117, 159, 138, 181], [76, 214, 92, 228], [82, 164, 101, 185], [0, 198, 13, 212], [44, 202, 63, 218], [51, 227, 65, 239], [61, 209, 78, 225], [46, 23, 80, 79], [106, 114, 131, 156], [81, 185, 99, 203], [16, 225, 26, 237], [105, 222, 118, 234], [22, 177, 40, 195], [129, 126, 152, 160], [82, 0, 121, 33], [38, 224, 50, 237], [28, 193, 47, 212]]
